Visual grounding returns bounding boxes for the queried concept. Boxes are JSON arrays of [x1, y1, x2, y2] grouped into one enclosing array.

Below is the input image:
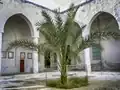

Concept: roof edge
[[21, 0, 94, 14]]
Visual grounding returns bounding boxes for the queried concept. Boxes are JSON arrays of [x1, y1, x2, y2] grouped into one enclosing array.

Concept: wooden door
[[20, 52, 25, 72], [20, 60, 24, 72]]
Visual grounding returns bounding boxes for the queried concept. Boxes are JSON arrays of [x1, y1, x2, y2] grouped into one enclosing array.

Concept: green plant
[[46, 79, 59, 87], [46, 77, 88, 89], [37, 4, 120, 85]]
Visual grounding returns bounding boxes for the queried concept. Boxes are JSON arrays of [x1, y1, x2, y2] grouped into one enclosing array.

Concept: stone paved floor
[[3, 80, 120, 90], [51, 80, 120, 90], [0, 71, 120, 90]]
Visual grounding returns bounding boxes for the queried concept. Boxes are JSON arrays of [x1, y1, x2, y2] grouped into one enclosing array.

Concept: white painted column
[[33, 37, 39, 73], [84, 48, 91, 75], [82, 25, 91, 75], [0, 33, 2, 75]]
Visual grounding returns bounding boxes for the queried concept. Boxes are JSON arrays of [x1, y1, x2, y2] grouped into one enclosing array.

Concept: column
[[39, 54, 45, 71], [33, 37, 39, 73], [84, 48, 91, 75], [82, 25, 91, 75], [0, 33, 2, 75]]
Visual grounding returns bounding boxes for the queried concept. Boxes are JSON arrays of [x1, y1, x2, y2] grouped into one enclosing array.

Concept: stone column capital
[[32, 36, 39, 44]]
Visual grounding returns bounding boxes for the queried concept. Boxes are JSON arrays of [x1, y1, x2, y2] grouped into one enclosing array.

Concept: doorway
[[20, 52, 25, 72], [45, 50, 51, 68]]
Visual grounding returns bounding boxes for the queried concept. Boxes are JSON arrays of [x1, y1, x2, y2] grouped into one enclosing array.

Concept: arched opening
[[44, 51, 59, 71], [67, 22, 85, 71], [2, 14, 33, 74], [44, 50, 51, 68], [90, 12, 120, 71]]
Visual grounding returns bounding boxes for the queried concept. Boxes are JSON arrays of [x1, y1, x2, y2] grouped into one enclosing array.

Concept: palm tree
[[37, 4, 120, 85], [7, 4, 120, 85]]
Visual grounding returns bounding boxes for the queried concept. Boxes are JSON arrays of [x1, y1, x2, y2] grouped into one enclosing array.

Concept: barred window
[[92, 47, 101, 60]]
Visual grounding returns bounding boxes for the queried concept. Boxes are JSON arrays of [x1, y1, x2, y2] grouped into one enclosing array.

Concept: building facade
[[0, 0, 120, 75]]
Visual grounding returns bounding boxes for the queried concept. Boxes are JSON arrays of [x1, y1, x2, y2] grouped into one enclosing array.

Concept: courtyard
[[0, 0, 120, 89], [0, 71, 120, 89]]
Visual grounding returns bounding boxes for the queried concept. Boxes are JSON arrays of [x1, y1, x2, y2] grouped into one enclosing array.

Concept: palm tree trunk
[[38, 51, 41, 72], [60, 50, 68, 85], [60, 60, 67, 85]]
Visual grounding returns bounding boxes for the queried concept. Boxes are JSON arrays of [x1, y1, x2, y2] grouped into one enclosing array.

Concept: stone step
[[3, 85, 46, 90]]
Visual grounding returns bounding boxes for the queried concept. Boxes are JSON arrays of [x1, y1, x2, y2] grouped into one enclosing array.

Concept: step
[[4, 85, 46, 90]]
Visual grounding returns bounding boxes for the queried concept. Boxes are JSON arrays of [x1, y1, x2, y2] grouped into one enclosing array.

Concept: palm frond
[[62, 4, 78, 45], [7, 39, 38, 51], [40, 29, 61, 48], [90, 31, 120, 40], [55, 12, 63, 31], [68, 3, 78, 19], [41, 10, 54, 25], [70, 22, 82, 45], [71, 31, 120, 56], [37, 10, 57, 36], [38, 10, 63, 48], [82, 31, 120, 50]]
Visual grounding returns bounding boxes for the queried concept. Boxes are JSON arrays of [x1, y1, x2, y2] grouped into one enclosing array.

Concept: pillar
[[39, 54, 45, 71], [82, 25, 92, 75], [84, 48, 91, 75], [33, 37, 39, 73], [0, 33, 2, 75]]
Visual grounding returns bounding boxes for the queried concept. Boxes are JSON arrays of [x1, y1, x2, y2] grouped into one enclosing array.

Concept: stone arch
[[1, 13, 34, 74], [88, 11, 119, 32], [89, 11, 120, 71], [70, 21, 85, 70], [3, 13, 34, 37]]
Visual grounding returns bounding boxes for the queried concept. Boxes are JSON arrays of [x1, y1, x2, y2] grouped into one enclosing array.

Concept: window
[[8, 51, 14, 59], [2, 51, 7, 58], [92, 47, 101, 60], [27, 53, 32, 59], [20, 52, 25, 60]]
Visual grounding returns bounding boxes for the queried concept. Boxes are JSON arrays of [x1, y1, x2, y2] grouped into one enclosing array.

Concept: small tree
[[36, 4, 120, 85]]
